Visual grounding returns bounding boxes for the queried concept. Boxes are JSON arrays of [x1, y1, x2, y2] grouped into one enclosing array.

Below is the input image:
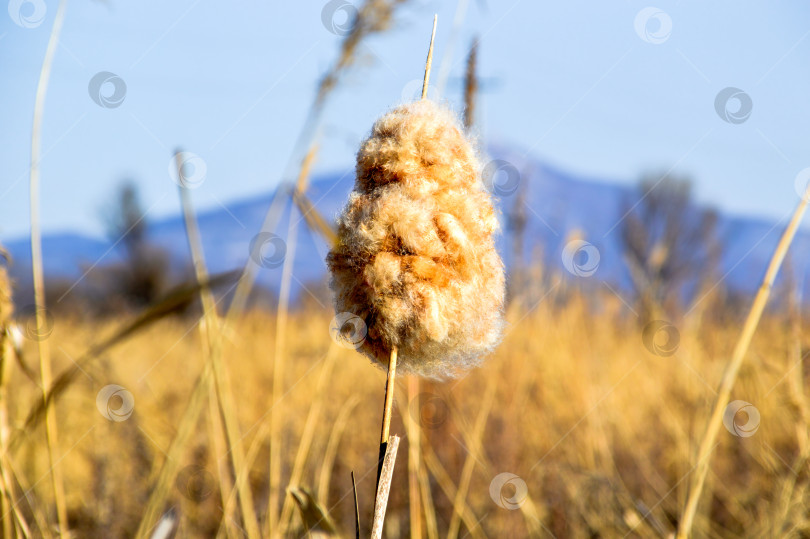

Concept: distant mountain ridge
[[4, 147, 810, 305]]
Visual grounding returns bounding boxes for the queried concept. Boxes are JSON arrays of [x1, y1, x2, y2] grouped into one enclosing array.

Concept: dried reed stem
[[267, 146, 316, 534], [462, 38, 478, 131], [406, 377, 422, 539], [29, 0, 69, 535], [175, 160, 261, 539], [0, 254, 13, 539], [677, 183, 810, 538], [371, 435, 400, 539], [421, 15, 438, 100]]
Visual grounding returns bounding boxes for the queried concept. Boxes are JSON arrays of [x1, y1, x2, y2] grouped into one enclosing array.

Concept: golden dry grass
[[5, 285, 809, 538]]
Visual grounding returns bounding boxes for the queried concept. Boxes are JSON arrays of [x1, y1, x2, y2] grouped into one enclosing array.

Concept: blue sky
[[2, 1, 810, 239]]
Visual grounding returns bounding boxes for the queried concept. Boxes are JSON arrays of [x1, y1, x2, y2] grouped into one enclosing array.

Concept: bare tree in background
[[620, 174, 720, 321], [95, 181, 169, 311], [506, 177, 528, 307]]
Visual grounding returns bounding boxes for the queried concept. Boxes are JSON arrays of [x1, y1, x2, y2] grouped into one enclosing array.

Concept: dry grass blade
[[28, 0, 70, 534], [14, 271, 239, 450], [290, 487, 340, 536], [406, 377, 422, 539], [0, 253, 19, 539], [421, 15, 438, 100], [225, 0, 408, 324], [291, 189, 338, 247], [136, 365, 214, 539], [176, 167, 261, 539], [677, 183, 810, 538], [147, 510, 176, 539], [421, 441, 484, 539], [268, 145, 315, 534], [446, 378, 495, 539], [317, 395, 361, 503], [417, 455, 439, 539], [352, 471, 360, 539], [3, 454, 50, 538], [371, 435, 400, 539], [278, 345, 338, 530], [462, 38, 478, 131]]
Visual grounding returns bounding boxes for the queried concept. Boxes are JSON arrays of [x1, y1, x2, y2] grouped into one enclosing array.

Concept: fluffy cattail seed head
[[326, 100, 505, 379]]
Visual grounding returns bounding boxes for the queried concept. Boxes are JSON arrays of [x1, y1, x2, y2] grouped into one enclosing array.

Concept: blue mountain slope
[[4, 151, 810, 304]]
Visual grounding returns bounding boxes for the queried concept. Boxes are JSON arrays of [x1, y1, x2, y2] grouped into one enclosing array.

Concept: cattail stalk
[[677, 182, 810, 538], [376, 346, 399, 485], [375, 13, 436, 491]]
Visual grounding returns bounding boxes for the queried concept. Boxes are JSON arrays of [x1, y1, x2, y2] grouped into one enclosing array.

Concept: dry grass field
[[4, 281, 809, 538], [7, 3, 810, 537]]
